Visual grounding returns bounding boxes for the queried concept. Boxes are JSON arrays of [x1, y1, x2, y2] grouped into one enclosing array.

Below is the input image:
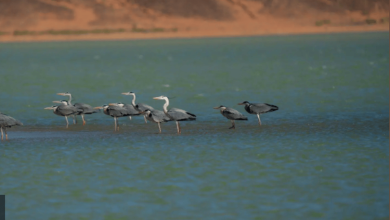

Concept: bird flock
[[0, 92, 279, 140]]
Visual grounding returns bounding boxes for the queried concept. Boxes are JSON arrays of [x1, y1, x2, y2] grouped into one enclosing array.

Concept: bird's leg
[[158, 122, 162, 133], [114, 117, 117, 131], [129, 116, 132, 120], [117, 118, 120, 131], [81, 114, 86, 125], [72, 115, 76, 124], [178, 122, 181, 134], [5, 128, 8, 140], [257, 114, 262, 126], [1, 127, 3, 140], [65, 116, 69, 128], [229, 120, 235, 129], [175, 121, 180, 134], [144, 115, 148, 123]]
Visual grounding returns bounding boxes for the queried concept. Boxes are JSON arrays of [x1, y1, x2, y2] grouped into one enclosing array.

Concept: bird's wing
[[107, 106, 129, 117], [123, 104, 141, 115], [151, 109, 171, 122], [0, 113, 23, 126], [74, 103, 97, 114], [57, 105, 79, 116], [224, 108, 247, 120], [168, 108, 196, 121], [250, 103, 278, 113], [136, 103, 154, 111]]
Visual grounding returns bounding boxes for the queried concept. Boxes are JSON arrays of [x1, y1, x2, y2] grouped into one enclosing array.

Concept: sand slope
[[0, 0, 388, 42]]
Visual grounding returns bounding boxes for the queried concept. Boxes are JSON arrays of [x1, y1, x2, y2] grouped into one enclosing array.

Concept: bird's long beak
[[57, 93, 66, 96], [238, 103, 244, 105], [44, 107, 53, 110], [94, 106, 103, 109], [108, 103, 116, 106], [213, 106, 220, 109], [153, 97, 160, 100], [121, 92, 129, 95], [52, 101, 61, 103]]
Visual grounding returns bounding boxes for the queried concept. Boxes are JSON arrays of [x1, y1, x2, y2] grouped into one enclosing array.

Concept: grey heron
[[153, 96, 196, 134], [238, 101, 278, 126], [213, 105, 247, 129], [94, 103, 130, 131], [53, 100, 97, 125], [122, 92, 154, 123], [0, 112, 23, 140], [57, 92, 98, 125], [44, 103, 81, 128], [142, 109, 172, 133]]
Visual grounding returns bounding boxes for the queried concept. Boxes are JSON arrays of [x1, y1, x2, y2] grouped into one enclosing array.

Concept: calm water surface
[[0, 32, 389, 219]]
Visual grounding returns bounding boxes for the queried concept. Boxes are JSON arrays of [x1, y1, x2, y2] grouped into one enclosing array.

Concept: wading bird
[[213, 105, 247, 129], [142, 109, 172, 133], [153, 96, 196, 134], [53, 100, 97, 125], [238, 101, 278, 126], [94, 103, 130, 131], [122, 92, 154, 123], [57, 92, 98, 125], [0, 112, 23, 140], [44, 104, 81, 128]]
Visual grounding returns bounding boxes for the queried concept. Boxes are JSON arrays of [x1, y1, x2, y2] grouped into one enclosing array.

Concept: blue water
[[0, 32, 389, 219]]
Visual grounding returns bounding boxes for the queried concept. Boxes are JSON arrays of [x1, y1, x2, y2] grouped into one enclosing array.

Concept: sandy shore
[[0, 25, 388, 43]]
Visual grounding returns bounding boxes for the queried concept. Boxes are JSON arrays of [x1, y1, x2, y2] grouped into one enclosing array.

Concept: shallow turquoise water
[[0, 32, 389, 219]]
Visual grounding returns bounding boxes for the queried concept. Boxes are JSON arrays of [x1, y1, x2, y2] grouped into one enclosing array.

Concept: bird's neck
[[68, 95, 72, 105], [163, 98, 169, 113], [131, 94, 136, 106], [220, 107, 226, 114]]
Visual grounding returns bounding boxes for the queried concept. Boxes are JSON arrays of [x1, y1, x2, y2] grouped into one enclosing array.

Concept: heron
[[122, 92, 154, 123], [0, 112, 23, 140], [94, 103, 130, 131], [57, 92, 97, 125], [142, 109, 172, 133], [53, 100, 97, 125], [238, 101, 278, 126], [153, 96, 196, 134], [213, 105, 247, 129], [44, 103, 81, 128]]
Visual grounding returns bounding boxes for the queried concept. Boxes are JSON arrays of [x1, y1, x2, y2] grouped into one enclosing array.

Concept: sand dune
[[0, 0, 388, 42]]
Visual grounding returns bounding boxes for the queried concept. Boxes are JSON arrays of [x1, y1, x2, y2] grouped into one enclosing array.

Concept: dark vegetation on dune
[[253, 0, 389, 15], [0, 0, 388, 30]]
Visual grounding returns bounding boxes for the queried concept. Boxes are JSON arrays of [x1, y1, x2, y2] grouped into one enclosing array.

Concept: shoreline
[[0, 25, 388, 43]]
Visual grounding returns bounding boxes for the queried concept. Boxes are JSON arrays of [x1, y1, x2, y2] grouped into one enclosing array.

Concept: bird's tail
[[266, 104, 279, 112], [236, 116, 248, 121]]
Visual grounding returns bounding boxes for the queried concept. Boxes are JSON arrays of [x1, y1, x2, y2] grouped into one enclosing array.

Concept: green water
[[0, 32, 389, 219]]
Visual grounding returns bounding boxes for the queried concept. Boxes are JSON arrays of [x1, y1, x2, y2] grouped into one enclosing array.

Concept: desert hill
[[0, 0, 388, 41]]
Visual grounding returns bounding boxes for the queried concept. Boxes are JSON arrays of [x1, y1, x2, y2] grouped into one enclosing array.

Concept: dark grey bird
[[153, 96, 196, 134], [94, 103, 131, 131], [44, 103, 81, 128], [142, 109, 172, 133], [57, 92, 99, 125], [213, 105, 247, 129], [238, 101, 278, 126], [116, 102, 141, 121], [53, 100, 97, 125], [0, 112, 23, 140], [122, 92, 154, 123]]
